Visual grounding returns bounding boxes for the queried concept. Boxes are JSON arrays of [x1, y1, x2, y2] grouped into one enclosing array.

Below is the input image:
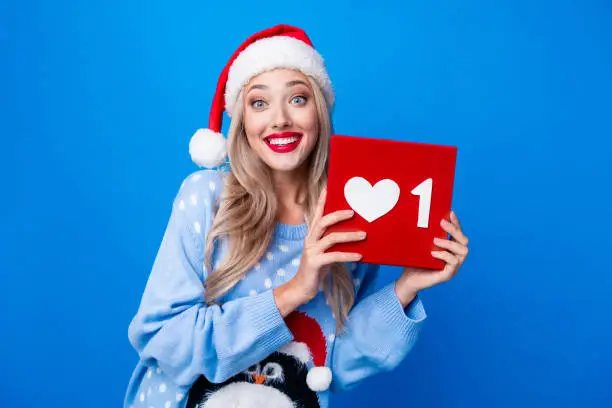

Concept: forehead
[[245, 69, 310, 90]]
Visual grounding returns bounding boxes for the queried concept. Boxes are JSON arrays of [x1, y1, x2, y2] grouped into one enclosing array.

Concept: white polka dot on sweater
[[291, 258, 300, 266], [328, 334, 335, 342], [178, 200, 185, 210], [191, 174, 202, 181], [249, 289, 257, 296], [165, 402, 172, 408], [190, 194, 198, 205], [140, 393, 145, 402], [277, 268, 285, 277], [193, 221, 201, 234], [147, 369, 152, 378], [264, 278, 272, 288], [209, 181, 216, 191], [176, 393, 184, 402], [266, 252, 273, 261], [159, 383, 167, 393], [278, 244, 288, 252], [156, 367, 162, 374]]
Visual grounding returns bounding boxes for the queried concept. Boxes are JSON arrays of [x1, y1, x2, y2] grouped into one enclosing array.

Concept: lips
[[264, 132, 303, 153]]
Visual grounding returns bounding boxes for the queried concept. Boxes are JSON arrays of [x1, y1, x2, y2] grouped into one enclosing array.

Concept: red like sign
[[323, 135, 458, 270]]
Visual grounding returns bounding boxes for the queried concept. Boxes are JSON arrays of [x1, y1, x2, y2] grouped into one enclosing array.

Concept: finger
[[450, 210, 462, 230], [312, 209, 355, 240], [433, 237, 468, 257], [431, 250, 459, 268], [318, 251, 362, 266], [307, 189, 328, 241], [318, 231, 366, 252], [450, 211, 469, 246], [441, 218, 468, 246], [311, 188, 327, 226], [431, 251, 460, 281]]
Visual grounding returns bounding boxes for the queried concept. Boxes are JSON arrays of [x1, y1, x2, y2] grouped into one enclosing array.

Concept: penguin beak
[[252, 373, 267, 384]]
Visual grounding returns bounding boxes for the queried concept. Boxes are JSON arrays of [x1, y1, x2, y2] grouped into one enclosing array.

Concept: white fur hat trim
[[224, 36, 334, 116]]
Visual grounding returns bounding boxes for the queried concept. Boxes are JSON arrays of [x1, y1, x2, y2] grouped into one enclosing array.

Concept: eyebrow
[[286, 80, 309, 88], [247, 80, 310, 93]]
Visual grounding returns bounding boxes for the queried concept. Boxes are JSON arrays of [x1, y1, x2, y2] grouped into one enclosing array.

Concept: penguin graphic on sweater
[[186, 311, 332, 408]]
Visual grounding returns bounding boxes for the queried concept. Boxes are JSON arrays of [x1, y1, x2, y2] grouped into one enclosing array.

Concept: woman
[[124, 24, 469, 408]]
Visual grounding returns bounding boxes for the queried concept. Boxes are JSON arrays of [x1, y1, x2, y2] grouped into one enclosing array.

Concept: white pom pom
[[306, 366, 332, 392], [189, 128, 227, 168]]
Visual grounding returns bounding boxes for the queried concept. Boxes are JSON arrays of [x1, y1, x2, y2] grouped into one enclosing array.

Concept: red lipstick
[[264, 132, 303, 153]]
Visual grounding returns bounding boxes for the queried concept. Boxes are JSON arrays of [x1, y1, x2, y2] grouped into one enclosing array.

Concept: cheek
[[243, 111, 268, 144], [294, 107, 319, 135]]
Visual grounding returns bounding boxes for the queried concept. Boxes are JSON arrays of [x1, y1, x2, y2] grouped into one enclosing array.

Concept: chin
[[267, 158, 310, 173], [261, 152, 310, 173]]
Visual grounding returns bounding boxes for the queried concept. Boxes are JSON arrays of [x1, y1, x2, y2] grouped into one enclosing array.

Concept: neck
[[271, 167, 308, 225]]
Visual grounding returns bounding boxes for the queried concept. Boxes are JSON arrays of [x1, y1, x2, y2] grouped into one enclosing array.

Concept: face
[[242, 69, 319, 173]]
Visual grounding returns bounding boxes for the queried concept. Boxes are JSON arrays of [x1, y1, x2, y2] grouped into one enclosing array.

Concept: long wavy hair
[[203, 75, 354, 332]]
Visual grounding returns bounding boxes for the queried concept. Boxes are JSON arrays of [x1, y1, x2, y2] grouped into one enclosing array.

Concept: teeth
[[268, 137, 299, 146]]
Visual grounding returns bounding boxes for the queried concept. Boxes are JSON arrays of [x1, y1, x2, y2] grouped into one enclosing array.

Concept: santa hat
[[189, 24, 335, 168], [279, 311, 333, 392]]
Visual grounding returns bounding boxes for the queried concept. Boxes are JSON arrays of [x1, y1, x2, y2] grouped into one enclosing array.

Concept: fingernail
[[345, 210, 355, 216], [441, 219, 448, 226], [358, 231, 367, 238]]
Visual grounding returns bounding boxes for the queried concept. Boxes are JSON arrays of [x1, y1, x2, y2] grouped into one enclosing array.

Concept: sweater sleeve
[[330, 263, 427, 392], [127, 171, 294, 387]]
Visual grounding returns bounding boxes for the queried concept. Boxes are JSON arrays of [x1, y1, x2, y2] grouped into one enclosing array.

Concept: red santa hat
[[189, 24, 335, 168], [278, 311, 333, 392]]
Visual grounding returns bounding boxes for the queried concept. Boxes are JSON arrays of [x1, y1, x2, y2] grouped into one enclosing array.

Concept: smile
[[264, 132, 303, 153]]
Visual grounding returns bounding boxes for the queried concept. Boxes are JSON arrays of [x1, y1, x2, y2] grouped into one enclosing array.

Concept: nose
[[252, 373, 267, 384], [271, 105, 291, 129]]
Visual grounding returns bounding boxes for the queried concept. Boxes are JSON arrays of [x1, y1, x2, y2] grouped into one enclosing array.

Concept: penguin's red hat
[[279, 311, 333, 392]]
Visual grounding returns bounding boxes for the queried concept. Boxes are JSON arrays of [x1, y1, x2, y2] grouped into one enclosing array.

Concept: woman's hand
[[274, 189, 366, 316], [395, 210, 469, 307]]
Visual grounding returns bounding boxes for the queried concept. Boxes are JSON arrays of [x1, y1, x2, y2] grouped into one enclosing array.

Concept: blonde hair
[[203, 75, 355, 332]]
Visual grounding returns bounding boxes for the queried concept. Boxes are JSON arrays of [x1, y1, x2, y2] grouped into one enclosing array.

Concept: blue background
[[2, 0, 611, 407]]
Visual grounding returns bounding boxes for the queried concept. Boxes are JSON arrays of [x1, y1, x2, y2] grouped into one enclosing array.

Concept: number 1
[[411, 178, 432, 228]]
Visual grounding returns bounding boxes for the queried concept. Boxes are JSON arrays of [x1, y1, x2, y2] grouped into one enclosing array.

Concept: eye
[[245, 363, 260, 375], [262, 362, 283, 380], [290, 95, 307, 105], [251, 99, 266, 109]]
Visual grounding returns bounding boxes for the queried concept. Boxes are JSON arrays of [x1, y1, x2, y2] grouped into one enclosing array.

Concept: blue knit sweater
[[124, 169, 427, 408]]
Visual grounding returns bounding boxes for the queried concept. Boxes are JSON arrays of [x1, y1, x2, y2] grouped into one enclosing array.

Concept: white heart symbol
[[344, 177, 400, 222]]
